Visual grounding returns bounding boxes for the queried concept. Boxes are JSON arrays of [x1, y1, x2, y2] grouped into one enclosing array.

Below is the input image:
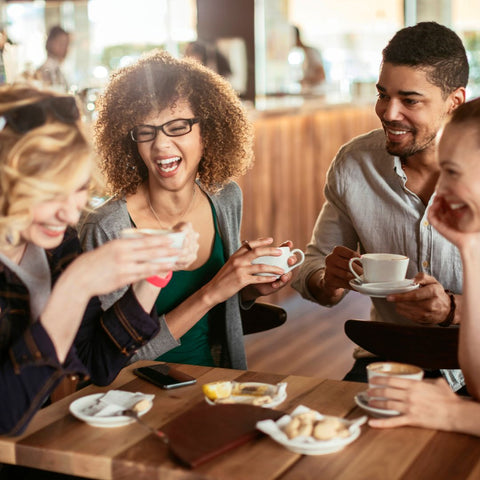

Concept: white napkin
[[82, 390, 155, 417], [257, 405, 364, 447], [257, 405, 327, 445]]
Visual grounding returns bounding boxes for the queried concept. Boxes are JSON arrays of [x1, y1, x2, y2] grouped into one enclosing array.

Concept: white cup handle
[[348, 257, 363, 282], [286, 249, 305, 272]]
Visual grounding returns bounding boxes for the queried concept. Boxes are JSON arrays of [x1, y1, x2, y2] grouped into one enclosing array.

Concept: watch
[[438, 290, 456, 327]]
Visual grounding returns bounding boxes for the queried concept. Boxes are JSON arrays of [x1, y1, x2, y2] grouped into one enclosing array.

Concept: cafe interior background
[[1, 0, 479, 110], [0, 0, 479, 307]]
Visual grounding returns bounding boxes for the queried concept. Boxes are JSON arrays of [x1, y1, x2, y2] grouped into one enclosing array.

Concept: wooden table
[[2, 362, 480, 480]]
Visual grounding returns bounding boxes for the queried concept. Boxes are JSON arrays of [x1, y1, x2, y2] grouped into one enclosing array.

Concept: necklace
[[146, 184, 197, 230]]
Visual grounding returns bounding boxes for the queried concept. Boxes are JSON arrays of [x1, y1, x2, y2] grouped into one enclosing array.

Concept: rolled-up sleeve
[[74, 287, 160, 385]]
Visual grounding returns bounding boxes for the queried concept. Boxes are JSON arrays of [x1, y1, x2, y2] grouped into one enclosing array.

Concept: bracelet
[[146, 270, 173, 288], [438, 290, 456, 327]]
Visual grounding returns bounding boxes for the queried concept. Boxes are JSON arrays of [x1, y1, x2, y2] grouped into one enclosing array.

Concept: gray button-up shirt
[[293, 129, 464, 390]]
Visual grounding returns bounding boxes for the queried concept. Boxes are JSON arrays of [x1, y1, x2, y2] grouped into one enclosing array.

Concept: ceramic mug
[[251, 247, 305, 278], [367, 362, 424, 405], [348, 253, 409, 284], [120, 228, 186, 263]]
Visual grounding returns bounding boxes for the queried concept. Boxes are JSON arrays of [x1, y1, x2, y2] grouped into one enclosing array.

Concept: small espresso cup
[[251, 247, 305, 278], [348, 253, 409, 283], [367, 362, 424, 405], [120, 228, 186, 263]]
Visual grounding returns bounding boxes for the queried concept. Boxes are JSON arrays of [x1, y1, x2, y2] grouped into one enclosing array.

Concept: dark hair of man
[[382, 21, 469, 98]]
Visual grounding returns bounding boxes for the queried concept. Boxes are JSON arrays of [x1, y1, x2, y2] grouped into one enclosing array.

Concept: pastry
[[313, 417, 348, 440], [283, 410, 350, 441]]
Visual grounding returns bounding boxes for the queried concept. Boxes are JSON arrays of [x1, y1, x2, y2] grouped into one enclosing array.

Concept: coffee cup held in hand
[[251, 247, 305, 278], [120, 228, 186, 263], [367, 362, 424, 405], [348, 253, 409, 283], [367, 362, 424, 382]]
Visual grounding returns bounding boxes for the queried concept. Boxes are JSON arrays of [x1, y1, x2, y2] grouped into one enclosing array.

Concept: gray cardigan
[[78, 181, 247, 369]]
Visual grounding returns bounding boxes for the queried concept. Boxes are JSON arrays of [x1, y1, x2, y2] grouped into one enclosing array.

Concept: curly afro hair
[[95, 49, 254, 196]]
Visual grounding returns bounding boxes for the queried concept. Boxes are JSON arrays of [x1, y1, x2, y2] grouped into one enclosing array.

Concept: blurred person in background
[[0, 27, 8, 84], [35, 26, 70, 92], [184, 39, 232, 79], [0, 24, 17, 84], [292, 25, 326, 90]]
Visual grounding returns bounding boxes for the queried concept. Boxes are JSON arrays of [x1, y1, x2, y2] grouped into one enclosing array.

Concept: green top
[[155, 203, 225, 366]]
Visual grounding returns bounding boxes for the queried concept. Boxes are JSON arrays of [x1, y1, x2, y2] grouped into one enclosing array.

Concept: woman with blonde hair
[[0, 84, 197, 437], [80, 50, 298, 369]]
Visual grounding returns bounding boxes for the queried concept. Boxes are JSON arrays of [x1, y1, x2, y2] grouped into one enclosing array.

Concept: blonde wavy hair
[[0, 84, 98, 247], [95, 49, 254, 196]]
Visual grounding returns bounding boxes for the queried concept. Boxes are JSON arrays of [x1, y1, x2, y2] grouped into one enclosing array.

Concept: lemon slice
[[202, 381, 233, 400]]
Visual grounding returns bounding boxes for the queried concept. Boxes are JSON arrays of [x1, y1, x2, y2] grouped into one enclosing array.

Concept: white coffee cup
[[367, 362, 424, 405], [120, 228, 186, 263], [367, 362, 424, 383], [348, 253, 409, 284], [251, 247, 305, 278]]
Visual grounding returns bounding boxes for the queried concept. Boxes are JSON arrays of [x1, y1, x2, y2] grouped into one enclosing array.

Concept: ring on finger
[[241, 240, 253, 251]]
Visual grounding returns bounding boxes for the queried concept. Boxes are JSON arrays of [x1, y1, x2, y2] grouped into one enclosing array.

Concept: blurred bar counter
[[240, 99, 380, 302]]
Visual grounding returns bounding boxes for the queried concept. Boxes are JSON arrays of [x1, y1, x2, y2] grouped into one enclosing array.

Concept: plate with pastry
[[202, 381, 287, 408], [256, 405, 367, 455]]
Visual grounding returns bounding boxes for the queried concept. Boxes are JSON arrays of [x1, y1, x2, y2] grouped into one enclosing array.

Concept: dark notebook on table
[[161, 402, 284, 468]]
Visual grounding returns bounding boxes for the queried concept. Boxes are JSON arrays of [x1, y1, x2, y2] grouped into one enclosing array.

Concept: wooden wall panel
[[238, 105, 380, 302]]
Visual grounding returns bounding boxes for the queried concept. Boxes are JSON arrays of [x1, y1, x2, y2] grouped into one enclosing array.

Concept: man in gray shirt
[[293, 22, 469, 388]]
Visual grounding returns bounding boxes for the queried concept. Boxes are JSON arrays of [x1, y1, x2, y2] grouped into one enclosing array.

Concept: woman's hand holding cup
[[240, 239, 305, 300], [170, 221, 199, 270], [251, 244, 305, 279], [119, 224, 199, 284]]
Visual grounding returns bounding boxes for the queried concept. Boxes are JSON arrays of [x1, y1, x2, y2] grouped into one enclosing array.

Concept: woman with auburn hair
[[80, 50, 298, 369], [368, 98, 480, 436], [0, 84, 197, 437]]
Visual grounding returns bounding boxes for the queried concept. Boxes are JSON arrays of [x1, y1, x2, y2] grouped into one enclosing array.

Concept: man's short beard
[[386, 144, 418, 159], [385, 132, 437, 159]]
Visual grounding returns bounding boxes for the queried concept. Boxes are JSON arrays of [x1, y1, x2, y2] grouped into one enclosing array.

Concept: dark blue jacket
[[0, 227, 159, 436]]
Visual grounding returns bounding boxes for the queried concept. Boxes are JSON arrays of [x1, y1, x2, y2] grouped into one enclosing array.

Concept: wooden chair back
[[344, 319, 460, 369], [240, 302, 287, 335]]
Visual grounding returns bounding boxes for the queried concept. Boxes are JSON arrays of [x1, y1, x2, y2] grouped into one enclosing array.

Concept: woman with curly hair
[[0, 83, 198, 437], [80, 50, 297, 369]]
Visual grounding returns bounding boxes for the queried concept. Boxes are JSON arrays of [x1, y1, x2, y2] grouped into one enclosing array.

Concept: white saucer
[[349, 278, 419, 298], [69, 393, 152, 428], [354, 391, 400, 418]]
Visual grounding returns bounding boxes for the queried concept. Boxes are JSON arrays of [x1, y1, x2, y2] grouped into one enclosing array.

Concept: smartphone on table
[[133, 364, 197, 389]]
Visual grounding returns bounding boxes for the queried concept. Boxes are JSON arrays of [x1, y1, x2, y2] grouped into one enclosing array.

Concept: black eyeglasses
[[130, 118, 200, 143], [1, 96, 80, 134]]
